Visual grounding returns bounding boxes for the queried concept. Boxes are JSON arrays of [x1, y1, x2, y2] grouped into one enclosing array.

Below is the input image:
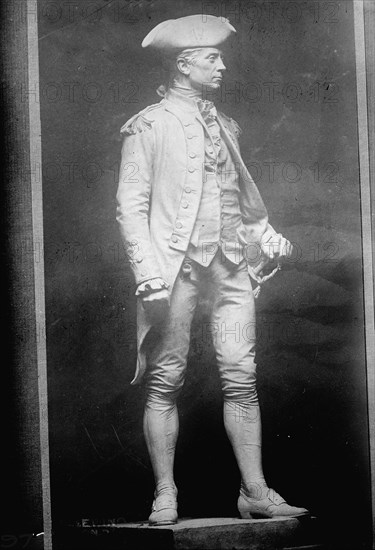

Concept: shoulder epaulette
[[219, 111, 242, 138], [120, 102, 164, 135]]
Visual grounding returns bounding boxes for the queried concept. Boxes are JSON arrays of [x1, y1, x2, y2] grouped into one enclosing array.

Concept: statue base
[[55, 516, 325, 550]]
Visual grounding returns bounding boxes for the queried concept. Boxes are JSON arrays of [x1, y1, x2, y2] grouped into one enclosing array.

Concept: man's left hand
[[261, 233, 293, 261]]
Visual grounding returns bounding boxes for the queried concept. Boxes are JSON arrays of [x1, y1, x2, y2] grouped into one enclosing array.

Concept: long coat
[[116, 88, 276, 384]]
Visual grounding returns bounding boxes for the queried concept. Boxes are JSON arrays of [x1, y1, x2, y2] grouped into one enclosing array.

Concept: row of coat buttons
[[172, 182, 194, 239], [170, 160, 200, 241], [169, 129, 206, 245]]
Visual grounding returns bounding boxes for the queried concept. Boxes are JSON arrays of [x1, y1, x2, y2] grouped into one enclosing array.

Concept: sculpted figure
[[116, 14, 309, 525]]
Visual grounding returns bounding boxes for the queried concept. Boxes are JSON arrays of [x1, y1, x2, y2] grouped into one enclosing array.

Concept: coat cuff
[[260, 226, 277, 245]]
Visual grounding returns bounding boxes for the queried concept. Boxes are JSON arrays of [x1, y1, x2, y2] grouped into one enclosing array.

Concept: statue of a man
[[116, 14, 308, 525]]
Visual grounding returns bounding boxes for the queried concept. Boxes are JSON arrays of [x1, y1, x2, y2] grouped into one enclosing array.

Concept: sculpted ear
[[176, 58, 191, 76]]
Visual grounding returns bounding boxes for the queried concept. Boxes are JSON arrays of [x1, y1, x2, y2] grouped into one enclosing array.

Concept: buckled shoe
[[238, 487, 309, 519], [148, 490, 178, 525]]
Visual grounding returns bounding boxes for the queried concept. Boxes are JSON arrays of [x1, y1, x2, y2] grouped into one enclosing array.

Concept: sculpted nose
[[218, 59, 226, 71], [217, 59, 226, 72]]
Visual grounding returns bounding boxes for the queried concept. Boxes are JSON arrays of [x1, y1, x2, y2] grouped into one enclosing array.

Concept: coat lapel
[[217, 114, 268, 217], [216, 115, 248, 174]]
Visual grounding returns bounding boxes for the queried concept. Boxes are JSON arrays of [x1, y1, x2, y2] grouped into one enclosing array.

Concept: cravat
[[196, 99, 217, 121]]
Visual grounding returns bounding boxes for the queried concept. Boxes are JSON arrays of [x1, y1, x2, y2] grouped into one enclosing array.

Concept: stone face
[[55, 516, 323, 550]]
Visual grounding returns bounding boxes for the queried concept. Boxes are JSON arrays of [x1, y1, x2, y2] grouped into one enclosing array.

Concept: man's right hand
[[141, 288, 170, 322]]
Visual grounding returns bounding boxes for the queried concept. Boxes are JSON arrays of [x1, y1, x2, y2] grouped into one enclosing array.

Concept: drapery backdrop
[[38, 0, 371, 546]]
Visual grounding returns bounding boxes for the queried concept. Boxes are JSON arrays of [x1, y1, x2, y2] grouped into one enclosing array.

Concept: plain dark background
[[37, 0, 371, 546]]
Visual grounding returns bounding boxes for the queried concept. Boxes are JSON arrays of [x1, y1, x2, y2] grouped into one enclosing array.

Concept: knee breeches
[[145, 252, 258, 405]]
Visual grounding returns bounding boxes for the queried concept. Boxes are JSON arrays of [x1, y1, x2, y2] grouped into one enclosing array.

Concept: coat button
[[187, 134, 194, 139], [135, 257, 143, 263], [185, 187, 192, 193], [189, 152, 196, 158], [182, 201, 189, 209], [176, 222, 183, 229], [141, 271, 147, 277], [171, 235, 178, 243], [188, 167, 195, 173]]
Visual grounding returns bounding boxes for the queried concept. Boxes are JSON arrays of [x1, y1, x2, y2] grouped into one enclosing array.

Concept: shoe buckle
[[268, 489, 285, 505]]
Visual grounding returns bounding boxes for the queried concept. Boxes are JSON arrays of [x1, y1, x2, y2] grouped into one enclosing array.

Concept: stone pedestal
[[54, 516, 324, 550]]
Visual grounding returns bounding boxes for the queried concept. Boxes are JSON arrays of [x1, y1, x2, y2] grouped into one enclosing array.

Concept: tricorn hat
[[142, 14, 236, 52]]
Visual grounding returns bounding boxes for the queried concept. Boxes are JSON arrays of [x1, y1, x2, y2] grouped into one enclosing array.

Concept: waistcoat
[[187, 104, 244, 266]]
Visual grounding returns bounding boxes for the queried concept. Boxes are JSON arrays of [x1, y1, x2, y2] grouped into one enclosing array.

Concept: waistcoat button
[[171, 235, 178, 243], [185, 187, 192, 193]]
